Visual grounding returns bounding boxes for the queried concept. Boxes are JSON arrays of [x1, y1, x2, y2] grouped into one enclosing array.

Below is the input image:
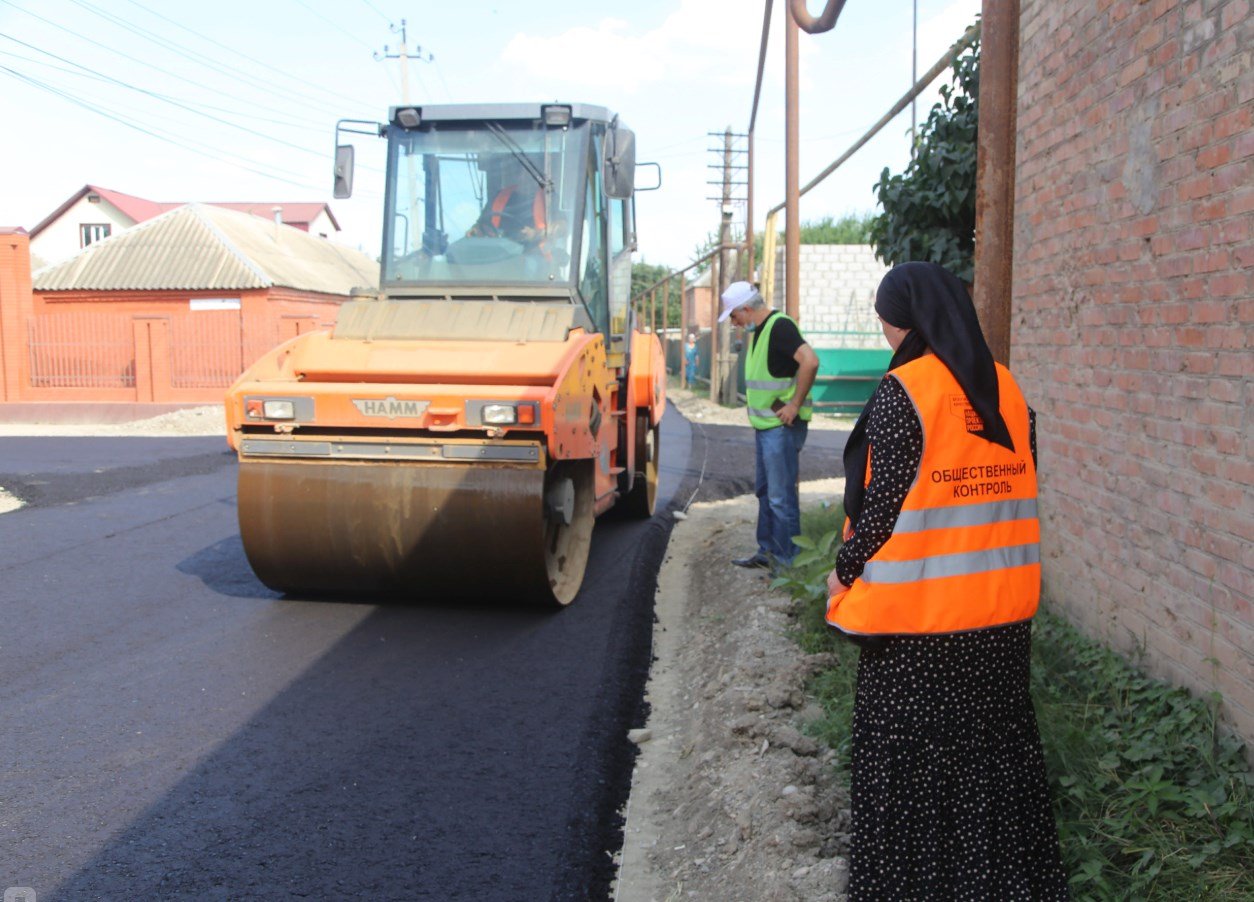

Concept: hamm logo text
[[352, 397, 429, 419]]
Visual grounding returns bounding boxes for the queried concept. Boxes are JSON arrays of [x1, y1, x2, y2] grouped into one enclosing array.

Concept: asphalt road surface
[[0, 409, 846, 900]]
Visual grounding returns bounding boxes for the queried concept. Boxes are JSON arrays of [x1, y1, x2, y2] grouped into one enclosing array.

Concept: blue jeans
[[754, 420, 808, 566]]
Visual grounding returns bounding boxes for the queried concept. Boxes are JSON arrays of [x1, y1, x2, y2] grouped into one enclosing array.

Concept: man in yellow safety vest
[[720, 281, 819, 571]]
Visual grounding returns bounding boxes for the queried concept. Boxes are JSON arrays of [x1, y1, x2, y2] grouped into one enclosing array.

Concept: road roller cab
[[225, 102, 665, 604]]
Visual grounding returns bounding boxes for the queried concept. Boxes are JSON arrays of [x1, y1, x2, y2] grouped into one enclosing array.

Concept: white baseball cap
[[718, 281, 762, 322]]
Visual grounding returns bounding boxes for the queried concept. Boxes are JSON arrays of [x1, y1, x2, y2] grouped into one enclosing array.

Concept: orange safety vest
[[826, 355, 1040, 636], [489, 185, 546, 232]]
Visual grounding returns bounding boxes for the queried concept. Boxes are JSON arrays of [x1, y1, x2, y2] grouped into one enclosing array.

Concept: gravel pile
[[0, 405, 227, 437]]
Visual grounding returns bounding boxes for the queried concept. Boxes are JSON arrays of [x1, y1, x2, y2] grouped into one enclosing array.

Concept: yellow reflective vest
[[744, 313, 813, 430], [826, 354, 1040, 636]]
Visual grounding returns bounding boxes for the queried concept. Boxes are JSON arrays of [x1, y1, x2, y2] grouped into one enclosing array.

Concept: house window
[[80, 223, 111, 247]]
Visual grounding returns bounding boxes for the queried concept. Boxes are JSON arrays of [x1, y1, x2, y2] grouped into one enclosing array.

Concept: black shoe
[[732, 553, 771, 569]]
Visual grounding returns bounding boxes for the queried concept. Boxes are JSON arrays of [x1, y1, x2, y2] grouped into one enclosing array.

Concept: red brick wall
[[1, 229, 35, 400], [1014, 0, 1253, 742]]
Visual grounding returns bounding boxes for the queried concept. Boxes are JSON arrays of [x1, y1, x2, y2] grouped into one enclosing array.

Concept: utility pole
[[707, 127, 748, 404], [374, 19, 434, 106], [375, 20, 434, 255]]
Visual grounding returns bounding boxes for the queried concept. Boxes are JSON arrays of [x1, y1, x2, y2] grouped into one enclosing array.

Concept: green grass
[[773, 504, 1254, 901]]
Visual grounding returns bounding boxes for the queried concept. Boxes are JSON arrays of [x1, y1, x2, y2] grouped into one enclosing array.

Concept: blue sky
[[0, 0, 979, 269]]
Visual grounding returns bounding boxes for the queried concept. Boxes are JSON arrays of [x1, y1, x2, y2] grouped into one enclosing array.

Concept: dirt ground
[[613, 479, 852, 902], [0, 396, 856, 901]]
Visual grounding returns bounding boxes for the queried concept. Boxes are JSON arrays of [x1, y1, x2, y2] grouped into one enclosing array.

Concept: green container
[[812, 346, 890, 413]]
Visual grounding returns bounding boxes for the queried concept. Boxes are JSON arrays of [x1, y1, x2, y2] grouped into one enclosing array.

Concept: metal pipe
[[746, 130, 755, 281], [708, 252, 721, 403], [747, 0, 773, 284], [787, 0, 847, 34], [749, 0, 774, 133], [784, 9, 800, 321], [767, 22, 981, 218], [679, 270, 688, 386], [974, 0, 1018, 364]]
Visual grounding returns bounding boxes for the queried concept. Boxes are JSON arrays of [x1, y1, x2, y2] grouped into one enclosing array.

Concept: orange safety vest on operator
[[826, 355, 1040, 636], [489, 185, 546, 232]]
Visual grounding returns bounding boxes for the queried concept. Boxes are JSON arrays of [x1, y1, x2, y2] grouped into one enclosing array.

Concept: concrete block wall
[[771, 244, 890, 349], [1014, 0, 1253, 742]]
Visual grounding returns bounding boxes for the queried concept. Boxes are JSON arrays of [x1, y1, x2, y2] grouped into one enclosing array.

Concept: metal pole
[[766, 23, 981, 219], [708, 254, 721, 403], [679, 271, 689, 387], [911, 0, 918, 154], [974, 0, 1018, 364], [746, 130, 755, 281], [784, 10, 800, 322], [660, 281, 668, 368]]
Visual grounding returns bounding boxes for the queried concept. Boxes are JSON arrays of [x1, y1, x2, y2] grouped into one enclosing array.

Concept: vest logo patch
[[949, 395, 984, 433]]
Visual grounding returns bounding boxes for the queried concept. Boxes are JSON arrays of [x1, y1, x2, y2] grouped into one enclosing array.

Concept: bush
[[869, 28, 980, 283], [775, 504, 1254, 899]]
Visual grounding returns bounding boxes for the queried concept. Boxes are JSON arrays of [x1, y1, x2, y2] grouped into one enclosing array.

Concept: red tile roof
[[30, 185, 340, 236]]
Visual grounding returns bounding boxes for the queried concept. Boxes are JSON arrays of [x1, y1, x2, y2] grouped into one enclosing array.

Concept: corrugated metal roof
[[33, 204, 377, 295]]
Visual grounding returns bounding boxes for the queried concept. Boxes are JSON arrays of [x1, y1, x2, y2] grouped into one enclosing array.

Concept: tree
[[631, 260, 683, 328], [869, 29, 980, 283], [753, 212, 876, 263]]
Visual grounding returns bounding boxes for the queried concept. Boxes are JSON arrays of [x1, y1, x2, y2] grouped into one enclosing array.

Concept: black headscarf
[[843, 262, 1015, 524]]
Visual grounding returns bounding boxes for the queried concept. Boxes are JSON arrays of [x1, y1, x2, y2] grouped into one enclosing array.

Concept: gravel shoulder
[[614, 479, 852, 902]]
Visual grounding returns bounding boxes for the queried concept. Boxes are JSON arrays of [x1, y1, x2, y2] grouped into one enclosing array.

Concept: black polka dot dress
[[836, 377, 1068, 900]]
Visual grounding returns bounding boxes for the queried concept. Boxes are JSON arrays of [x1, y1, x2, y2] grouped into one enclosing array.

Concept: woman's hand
[[826, 569, 849, 596]]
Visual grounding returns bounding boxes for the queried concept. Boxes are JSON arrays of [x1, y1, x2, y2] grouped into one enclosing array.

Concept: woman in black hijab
[[826, 262, 1067, 899]]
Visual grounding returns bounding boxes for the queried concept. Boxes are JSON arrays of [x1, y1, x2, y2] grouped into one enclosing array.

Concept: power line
[[0, 63, 328, 192], [0, 32, 328, 160], [290, 0, 375, 52], [0, 46, 320, 133], [431, 57, 454, 102], [120, 0, 373, 112], [0, 1, 337, 132], [69, 0, 361, 125], [359, 0, 392, 25]]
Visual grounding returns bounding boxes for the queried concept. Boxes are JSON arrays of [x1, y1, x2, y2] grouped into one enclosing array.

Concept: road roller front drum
[[237, 457, 595, 605]]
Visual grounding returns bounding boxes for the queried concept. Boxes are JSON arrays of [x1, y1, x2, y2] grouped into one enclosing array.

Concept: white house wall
[[30, 198, 135, 269]]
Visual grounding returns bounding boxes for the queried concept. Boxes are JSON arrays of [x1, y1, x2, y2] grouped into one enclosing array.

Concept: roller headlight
[[482, 404, 518, 425]]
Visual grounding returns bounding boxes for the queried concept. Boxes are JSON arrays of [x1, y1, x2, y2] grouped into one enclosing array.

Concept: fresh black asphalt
[[0, 406, 847, 900]]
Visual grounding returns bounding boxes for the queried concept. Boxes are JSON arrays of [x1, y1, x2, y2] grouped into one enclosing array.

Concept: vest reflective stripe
[[892, 497, 1038, 534], [744, 313, 813, 430], [862, 542, 1040, 584], [826, 356, 1040, 636]]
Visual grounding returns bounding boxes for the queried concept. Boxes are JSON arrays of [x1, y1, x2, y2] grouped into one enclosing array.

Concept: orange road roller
[[225, 102, 665, 604]]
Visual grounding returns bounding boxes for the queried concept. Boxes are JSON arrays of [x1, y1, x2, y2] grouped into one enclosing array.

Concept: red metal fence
[[28, 312, 136, 389], [16, 308, 329, 403]]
